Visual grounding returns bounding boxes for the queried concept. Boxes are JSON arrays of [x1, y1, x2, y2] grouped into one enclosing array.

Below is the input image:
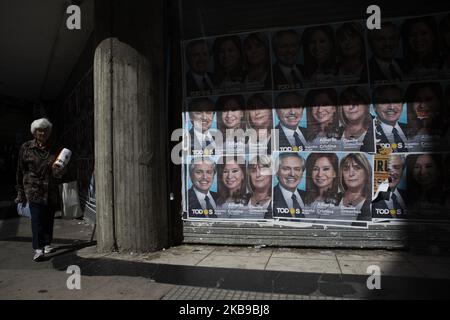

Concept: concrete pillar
[[94, 37, 168, 253], [94, 39, 115, 252]]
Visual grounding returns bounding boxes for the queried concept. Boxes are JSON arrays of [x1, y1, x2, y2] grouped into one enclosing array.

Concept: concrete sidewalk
[[0, 217, 174, 299], [1, 217, 450, 299]]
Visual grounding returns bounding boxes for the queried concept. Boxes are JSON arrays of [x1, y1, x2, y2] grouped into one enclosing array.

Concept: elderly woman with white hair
[[15, 118, 66, 261]]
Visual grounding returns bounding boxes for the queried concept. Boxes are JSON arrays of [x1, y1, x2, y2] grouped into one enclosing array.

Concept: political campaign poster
[[372, 83, 409, 154], [186, 154, 273, 220], [403, 81, 449, 152], [242, 154, 273, 219], [372, 153, 408, 220], [439, 13, 450, 80], [215, 94, 248, 155], [373, 152, 450, 221], [372, 82, 450, 155], [272, 151, 373, 223], [183, 38, 216, 98], [184, 97, 220, 156], [186, 155, 219, 219], [366, 14, 450, 85], [244, 92, 274, 155], [273, 86, 375, 153]]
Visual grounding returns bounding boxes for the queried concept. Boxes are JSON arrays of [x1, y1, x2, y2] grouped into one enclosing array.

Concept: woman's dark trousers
[[29, 202, 55, 250]]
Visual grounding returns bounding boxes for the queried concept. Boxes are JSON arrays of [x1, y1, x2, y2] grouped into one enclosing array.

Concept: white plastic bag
[[17, 202, 31, 218], [61, 181, 82, 219]]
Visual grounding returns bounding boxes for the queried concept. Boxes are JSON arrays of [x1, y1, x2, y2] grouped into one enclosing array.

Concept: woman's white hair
[[31, 118, 53, 135]]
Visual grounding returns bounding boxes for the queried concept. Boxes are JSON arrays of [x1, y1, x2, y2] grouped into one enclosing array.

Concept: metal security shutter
[[179, 0, 450, 40], [183, 221, 450, 249]]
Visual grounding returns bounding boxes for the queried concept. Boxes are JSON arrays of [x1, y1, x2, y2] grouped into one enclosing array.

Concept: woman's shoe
[[44, 245, 55, 254], [33, 249, 44, 261]]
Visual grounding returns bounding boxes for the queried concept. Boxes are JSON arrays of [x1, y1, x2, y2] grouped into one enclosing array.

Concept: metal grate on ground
[[161, 285, 352, 300]]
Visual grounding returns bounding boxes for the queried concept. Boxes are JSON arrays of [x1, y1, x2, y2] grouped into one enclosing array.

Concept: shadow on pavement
[[41, 247, 450, 300]]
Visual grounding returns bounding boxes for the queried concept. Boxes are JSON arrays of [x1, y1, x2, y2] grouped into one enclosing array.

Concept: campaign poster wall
[[181, 11, 450, 225]]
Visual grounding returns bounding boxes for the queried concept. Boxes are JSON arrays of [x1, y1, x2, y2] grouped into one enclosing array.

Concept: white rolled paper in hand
[[54, 148, 72, 169]]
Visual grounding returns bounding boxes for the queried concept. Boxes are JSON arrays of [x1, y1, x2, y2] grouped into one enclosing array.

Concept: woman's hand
[[14, 194, 26, 205], [52, 163, 65, 179]]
